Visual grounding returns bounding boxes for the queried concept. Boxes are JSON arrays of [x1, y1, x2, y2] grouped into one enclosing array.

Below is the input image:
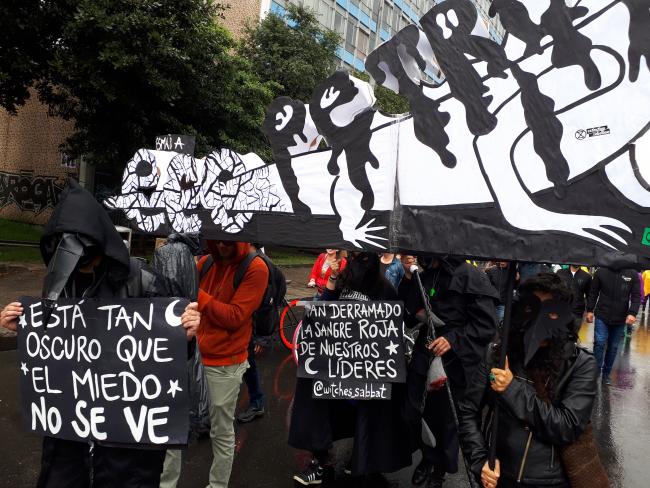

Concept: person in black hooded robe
[[289, 252, 413, 485], [458, 273, 601, 488], [0, 180, 200, 488], [398, 256, 499, 488]]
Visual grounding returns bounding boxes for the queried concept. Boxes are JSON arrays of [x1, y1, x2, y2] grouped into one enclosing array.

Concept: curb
[[0, 262, 45, 274]]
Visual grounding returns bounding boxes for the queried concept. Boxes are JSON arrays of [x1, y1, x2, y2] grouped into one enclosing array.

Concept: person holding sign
[[195, 240, 269, 488], [458, 273, 603, 488], [398, 255, 499, 488], [290, 251, 414, 485], [0, 180, 200, 488]]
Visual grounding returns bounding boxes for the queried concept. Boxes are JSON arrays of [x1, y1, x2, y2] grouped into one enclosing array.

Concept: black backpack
[[199, 251, 286, 336]]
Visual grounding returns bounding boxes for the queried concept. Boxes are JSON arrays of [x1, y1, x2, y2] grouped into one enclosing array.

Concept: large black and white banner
[[295, 301, 406, 400], [17, 297, 189, 446], [105, 0, 650, 267]]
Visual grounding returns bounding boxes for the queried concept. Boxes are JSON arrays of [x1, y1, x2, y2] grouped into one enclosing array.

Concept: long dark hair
[[509, 273, 574, 403]]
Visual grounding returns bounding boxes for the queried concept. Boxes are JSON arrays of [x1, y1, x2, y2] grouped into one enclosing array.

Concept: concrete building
[[264, 0, 504, 74], [0, 89, 77, 225]]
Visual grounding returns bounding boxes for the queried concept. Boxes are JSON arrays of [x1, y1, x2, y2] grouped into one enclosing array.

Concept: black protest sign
[[296, 301, 406, 399], [17, 297, 190, 446], [155, 134, 195, 155]]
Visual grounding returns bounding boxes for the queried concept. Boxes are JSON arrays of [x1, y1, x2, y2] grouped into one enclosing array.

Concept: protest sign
[[296, 301, 406, 400], [17, 296, 189, 446], [155, 134, 195, 155]]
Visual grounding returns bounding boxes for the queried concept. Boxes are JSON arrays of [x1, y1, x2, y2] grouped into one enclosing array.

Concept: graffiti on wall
[[0, 170, 65, 214]]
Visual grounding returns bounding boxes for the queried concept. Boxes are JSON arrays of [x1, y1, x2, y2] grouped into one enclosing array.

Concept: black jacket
[[398, 261, 499, 390], [458, 347, 598, 485], [152, 233, 201, 299], [556, 268, 592, 317], [486, 265, 513, 305], [586, 267, 640, 323]]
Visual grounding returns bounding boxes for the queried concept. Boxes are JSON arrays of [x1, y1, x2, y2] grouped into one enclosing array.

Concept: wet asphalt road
[[0, 268, 649, 487]]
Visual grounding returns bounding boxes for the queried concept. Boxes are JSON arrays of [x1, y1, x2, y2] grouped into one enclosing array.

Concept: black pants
[[406, 339, 462, 475], [37, 437, 166, 488], [421, 386, 460, 474]]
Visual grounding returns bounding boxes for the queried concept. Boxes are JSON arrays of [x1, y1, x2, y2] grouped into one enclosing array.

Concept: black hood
[[41, 179, 130, 283], [167, 233, 201, 255]]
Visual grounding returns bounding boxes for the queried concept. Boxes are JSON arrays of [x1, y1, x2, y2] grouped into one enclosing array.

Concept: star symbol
[[385, 341, 399, 356], [167, 380, 182, 398], [20, 362, 29, 376], [19, 315, 27, 328]]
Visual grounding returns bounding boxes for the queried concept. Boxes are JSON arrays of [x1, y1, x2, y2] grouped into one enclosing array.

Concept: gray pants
[[204, 361, 248, 488], [159, 449, 182, 488]]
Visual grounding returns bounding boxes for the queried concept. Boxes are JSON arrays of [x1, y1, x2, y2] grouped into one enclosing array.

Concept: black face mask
[[343, 252, 380, 294], [41, 233, 100, 326], [519, 298, 573, 367], [417, 255, 435, 270], [512, 293, 542, 331]]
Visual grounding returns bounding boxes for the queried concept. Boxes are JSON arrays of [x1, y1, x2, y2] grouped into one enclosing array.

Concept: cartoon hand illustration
[[340, 218, 389, 249]]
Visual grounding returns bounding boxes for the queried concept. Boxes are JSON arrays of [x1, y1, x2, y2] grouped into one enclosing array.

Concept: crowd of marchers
[[1, 183, 642, 488]]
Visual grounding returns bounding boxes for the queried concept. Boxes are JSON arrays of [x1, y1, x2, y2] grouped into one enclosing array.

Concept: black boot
[[411, 459, 432, 486], [426, 468, 445, 488]]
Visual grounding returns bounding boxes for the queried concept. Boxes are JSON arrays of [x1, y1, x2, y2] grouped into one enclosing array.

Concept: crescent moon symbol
[[165, 300, 182, 327], [304, 357, 319, 376]]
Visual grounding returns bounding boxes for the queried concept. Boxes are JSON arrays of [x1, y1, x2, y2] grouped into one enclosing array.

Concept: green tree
[[2, 0, 276, 170], [352, 70, 411, 115], [0, 0, 63, 113], [240, 4, 341, 102]]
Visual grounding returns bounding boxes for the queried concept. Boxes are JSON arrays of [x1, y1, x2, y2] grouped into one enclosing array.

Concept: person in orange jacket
[[195, 240, 269, 488]]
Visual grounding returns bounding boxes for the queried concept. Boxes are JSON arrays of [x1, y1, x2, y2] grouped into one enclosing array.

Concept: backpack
[[199, 251, 287, 336]]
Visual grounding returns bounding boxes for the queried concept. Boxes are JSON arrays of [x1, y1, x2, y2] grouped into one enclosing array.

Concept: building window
[[357, 28, 369, 57], [382, 3, 392, 25], [346, 20, 357, 53], [371, 0, 381, 20], [334, 10, 345, 36], [318, 1, 333, 27]]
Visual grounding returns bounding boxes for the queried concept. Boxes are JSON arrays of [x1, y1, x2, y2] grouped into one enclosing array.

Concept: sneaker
[[602, 375, 612, 386], [293, 459, 323, 485], [411, 460, 432, 486], [343, 460, 352, 476], [236, 406, 265, 423]]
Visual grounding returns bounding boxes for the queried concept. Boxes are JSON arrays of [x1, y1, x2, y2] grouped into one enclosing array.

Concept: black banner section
[[296, 301, 406, 400], [17, 297, 190, 446], [155, 134, 195, 155]]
